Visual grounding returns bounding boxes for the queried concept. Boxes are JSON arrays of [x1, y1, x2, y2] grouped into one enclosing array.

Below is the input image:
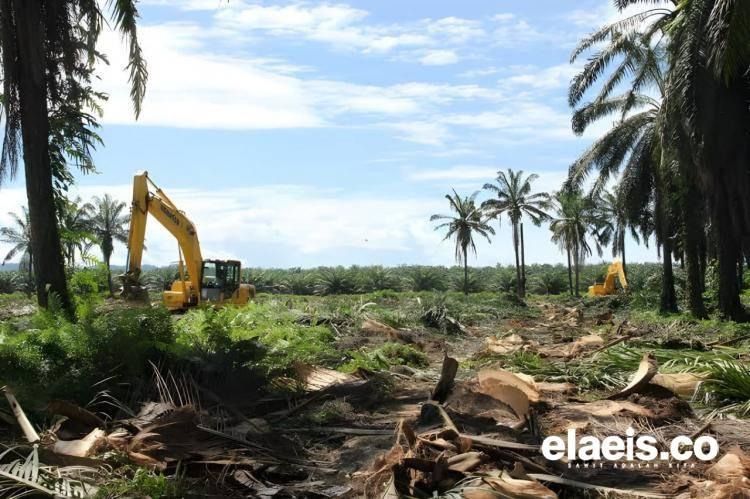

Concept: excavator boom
[[123, 172, 203, 308], [588, 261, 627, 297]]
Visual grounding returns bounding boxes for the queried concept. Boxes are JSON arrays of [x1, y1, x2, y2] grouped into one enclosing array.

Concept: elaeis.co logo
[[542, 428, 719, 469]]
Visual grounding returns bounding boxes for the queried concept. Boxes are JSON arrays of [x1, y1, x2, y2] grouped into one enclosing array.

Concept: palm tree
[[549, 191, 603, 296], [431, 190, 495, 295], [567, 25, 686, 314], [592, 188, 644, 279], [87, 194, 129, 295], [481, 169, 549, 298], [0, 1, 147, 313], [1, 207, 32, 286], [58, 197, 94, 268], [658, 0, 750, 320], [603, 0, 750, 319]]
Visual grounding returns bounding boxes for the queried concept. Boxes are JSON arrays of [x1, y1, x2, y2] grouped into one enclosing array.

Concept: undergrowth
[[340, 342, 429, 372]]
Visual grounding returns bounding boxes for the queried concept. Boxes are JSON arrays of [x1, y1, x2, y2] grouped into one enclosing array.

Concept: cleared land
[[1, 289, 750, 497]]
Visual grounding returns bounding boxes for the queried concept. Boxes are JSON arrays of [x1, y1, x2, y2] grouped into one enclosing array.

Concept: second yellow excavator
[[588, 261, 628, 297], [120, 171, 255, 311]]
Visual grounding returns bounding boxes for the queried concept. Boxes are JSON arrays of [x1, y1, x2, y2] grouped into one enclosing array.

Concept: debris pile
[[365, 344, 750, 498]]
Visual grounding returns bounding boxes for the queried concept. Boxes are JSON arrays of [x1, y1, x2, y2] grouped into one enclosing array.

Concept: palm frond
[[0, 446, 96, 498], [107, 0, 148, 118]]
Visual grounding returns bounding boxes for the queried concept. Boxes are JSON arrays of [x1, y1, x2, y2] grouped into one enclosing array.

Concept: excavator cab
[[200, 259, 241, 303]]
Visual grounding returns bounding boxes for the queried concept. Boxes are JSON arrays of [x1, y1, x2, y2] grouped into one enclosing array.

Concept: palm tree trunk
[[620, 236, 627, 280], [512, 222, 522, 298], [463, 248, 468, 296], [573, 241, 581, 297], [566, 247, 573, 296], [715, 199, 744, 320], [684, 229, 707, 319], [520, 222, 526, 298], [27, 250, 33, 296], [660, 240, 678, 313], [105, 253, 114, 296], [13, 0, 72, 314]]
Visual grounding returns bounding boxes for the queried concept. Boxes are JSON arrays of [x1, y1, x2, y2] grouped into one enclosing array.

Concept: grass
[[95, 467, 191, 499]]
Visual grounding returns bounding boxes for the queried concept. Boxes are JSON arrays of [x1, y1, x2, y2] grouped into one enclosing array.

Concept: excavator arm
[[122, 171, 204, 305], [588, 261, 627, 296]]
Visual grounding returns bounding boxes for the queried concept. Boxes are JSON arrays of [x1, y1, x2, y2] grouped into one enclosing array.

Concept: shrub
[[69, 264, 109, 297], [405, 266, 448, 292], [314, 267, 359, 295], [530, 271, 568, 295], [356, 266, 403, 292], [0, 305, 175, 405]]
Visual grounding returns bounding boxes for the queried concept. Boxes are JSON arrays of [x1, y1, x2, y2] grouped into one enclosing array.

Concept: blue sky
[[0, 0, 658, 268]]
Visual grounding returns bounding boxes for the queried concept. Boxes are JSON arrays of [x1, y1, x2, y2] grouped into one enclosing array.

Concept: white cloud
[[386, 121, 453, 146], [97, 23, 503, 132], [140, 0, 229, 10], [493, 17, 547, 46], [491, 13, 515, 22], [216, 3, 368, 34], [459, 66, 503, 78], [419, 50, 459, 66], [447, 101, 574, 140], [0, 183, 451, 267], [408, 165, 499, 181], [98, 24, 322, 129], [423, 17, 484, 43], [213, 2, 433, 54], [499, 63, 578, 91]]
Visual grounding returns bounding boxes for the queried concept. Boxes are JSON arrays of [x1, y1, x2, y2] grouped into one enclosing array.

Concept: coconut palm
[[87, 194, 129, 295], [549, 191, 604, 297], [481, 169, 549, 298], [431, 190, 495, 295], [1, 207, 32, 285], [0, 1, 147, 312]]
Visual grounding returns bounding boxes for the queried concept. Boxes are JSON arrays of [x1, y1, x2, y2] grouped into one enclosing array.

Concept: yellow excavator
[[588, 261, 628, 297], [121, 171, 255, 311]]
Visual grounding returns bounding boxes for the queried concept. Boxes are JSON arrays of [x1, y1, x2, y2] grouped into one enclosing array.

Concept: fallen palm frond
[[593, 345, 750, 413], [0, 446, 97, 498], [601, 344, 747, 370]]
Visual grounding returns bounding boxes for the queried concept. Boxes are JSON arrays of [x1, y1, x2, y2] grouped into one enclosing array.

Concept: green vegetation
[[340, 342, 429, 372], [95, 468, 189, 499]]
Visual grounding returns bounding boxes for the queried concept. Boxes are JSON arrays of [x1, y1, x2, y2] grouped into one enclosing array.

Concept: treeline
[[127, 263, 662, 297]]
